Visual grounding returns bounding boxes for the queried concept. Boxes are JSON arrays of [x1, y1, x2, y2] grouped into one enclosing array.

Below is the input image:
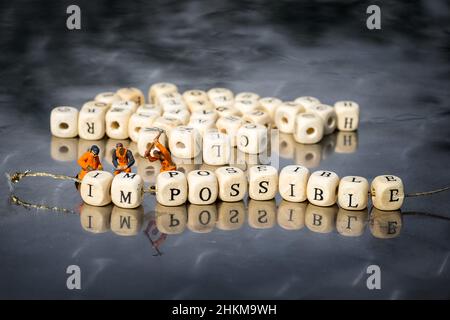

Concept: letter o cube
[[156, 171, 188, 206], [371, 175, 404, 211], [248, 165, 278, 200], [215, 166, 247, 202], [111, 172, 144, 209], [169, 126, 202, 159], [187, 170, 218, 205], [236, 123, 267, 154], [50, 106, 79, 138], [80, 170, 114, 206], [306, 170, 340, 206]]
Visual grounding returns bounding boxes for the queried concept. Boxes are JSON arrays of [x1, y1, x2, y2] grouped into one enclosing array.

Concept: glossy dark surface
[[0, 0, 449, 299]]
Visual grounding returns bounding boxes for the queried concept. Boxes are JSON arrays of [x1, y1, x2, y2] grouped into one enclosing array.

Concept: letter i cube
[[80, 170, 114, 206], [279, 165, 310, 202]]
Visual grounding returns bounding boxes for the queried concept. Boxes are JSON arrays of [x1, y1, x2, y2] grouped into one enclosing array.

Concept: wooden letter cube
[[156, 170, 188, 206], [169, 126, 202, 159], [187, 117, 215, 136], [371, 175, 404, 211], [136, 103, 162, 116], [95, 92, 122, 105], [105, 107, 132, 139], [149, 82, 178, 104], [334, 100, 360, 131], [279, 165, 310, 202], [50, 106, 79, 138], [242, 110, 271, 127], [236, 123, 267, 154], [80, 170, 114, 206], [111, 100, 138, 113], [137, 127, 167, 157], [203, 130, 231, 165], [128, 112, 159, 142], [78, 104, 107, 140], [294, 96, 321, 109], [152, 116, 181, 135], [215, 166, 247, 202], [187, 170, 218, 205], [163, 108, 190, 125], [259, 97, 282, 119], [306, 170, 340, 206], [216, 116, 244, 147], [111, 172, 144, 209], [207, 88, 234, 101], [274, 101, 304, 133], [248, 165, 278, 200], [116, 87, 145, 106], [307, 104, 337, 135], [293, 113, 324, 144], [234, 99, 260, 114], [235, 92, 260, 101], [338, 176, 369, 210]]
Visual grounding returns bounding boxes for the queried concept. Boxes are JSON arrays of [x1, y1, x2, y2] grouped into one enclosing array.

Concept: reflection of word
[[79, 201, 402, 239]]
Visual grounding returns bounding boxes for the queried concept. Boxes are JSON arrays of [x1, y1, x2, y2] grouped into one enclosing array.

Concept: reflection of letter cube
[[274, 101, 304, 133], [216, 201, 245, 230], [335, 131, 358, 153], [105, 107, 132, 139], [334, 100, 359, 131], [277, 200, 306, 230], [169, 126, 202, 159], [137, 127, 167, 157], [371, 175, 404, 211], [336, 208, 367, 237], [111, 172, 144, 209], [248, 199, 276, 229], [51, 137, 78, 161], [306, 170, 340, 206], [248, 165, 278, 200], [155, 203, 187, 234], [369, 208, 402, 239], [236, 123, 267, 154], [187, 170, 218, 205], [293, 113, 324, 144], [156, 171, 188, 206], [80, 203, 112, 233], [215, 166, 247, 202], [187, 204, 217, 233], [50, 106, 79, 138], [338, 176, 369, 210], [305, 203, 337, 233], [203, 130, 231, 165], [110, 206, 144, 236], [80, 170, 114, 206], [279, 165, 310, 202]]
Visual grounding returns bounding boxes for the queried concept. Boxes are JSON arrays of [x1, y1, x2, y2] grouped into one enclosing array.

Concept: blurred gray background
[[0, 0, 449, 299]]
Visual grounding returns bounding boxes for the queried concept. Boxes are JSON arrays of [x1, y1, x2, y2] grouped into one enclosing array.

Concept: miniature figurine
[[112, 142, 135, 175], [76, 145, 103, 189], [144, 129, 177, 172]]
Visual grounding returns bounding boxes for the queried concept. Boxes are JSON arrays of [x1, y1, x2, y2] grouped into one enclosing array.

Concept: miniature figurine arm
[[126, 150, 135, 168], [112, 150, 119, 168], [98, 162, 103, 171]]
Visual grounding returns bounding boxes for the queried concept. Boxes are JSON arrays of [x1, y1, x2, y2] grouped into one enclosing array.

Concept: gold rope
[[9, 194, 77, 214], [406, 186, 450, 197], [8, 170, 81, 184]]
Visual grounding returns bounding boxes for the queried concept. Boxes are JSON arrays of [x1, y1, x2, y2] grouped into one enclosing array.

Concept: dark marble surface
[[0, 0, 449, 299]]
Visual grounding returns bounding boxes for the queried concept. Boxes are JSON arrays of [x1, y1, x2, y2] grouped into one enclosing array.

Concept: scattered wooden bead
[[187, 117, 216, 136], [235, 92, 260, 101], [110, 172, 144, 209], [116, 87, 145, 106], [136, 104, 162, 116], [215, 166, 247, 202], [128, 112, 158, 142], [293, 112, 324, 144], [163, 108, 190, 125], [191, 109, 218, 122], [80, 170, 114, 206], [94, 92, 122, 105], [187, 170, 218, 205], [279, 165, 310, 202], [306, 104, 337, 135], [334, 100, 359, 132], [137, 127, 167, 157], [156, 170, 188, 206], [259, 97, 282, 119], [78, 103, 107, 140], [371, 175, 404, 211], [306, 170, 340, 206], [234, 99, 260, 114], [105, 107, 132, 140], [248, 165, 278, 201], [242, 109, 272, 127], [236, 123, 268, 154], [338, 176, 369, 210], [152, 116, 181, 135], [274, 101, 304, 133], [50, 106, 79, 138], [295, 96, 321, 109], [111, 100, 138, 113], [148, 82, 178, 104], [216, 115, 244, 147], [169, 126, 202, 159]]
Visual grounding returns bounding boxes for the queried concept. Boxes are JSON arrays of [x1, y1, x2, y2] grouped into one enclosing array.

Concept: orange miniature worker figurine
[[112, 142, 135, 175], [76, 145, 103, 189], [144, 129, 177, 172]]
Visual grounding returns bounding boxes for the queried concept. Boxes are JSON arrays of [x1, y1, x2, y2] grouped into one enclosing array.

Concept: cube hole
[[306, 127, 315, 135], [111, 121, 120, 129], [59, 122, 69, 130], [176, 142, 186, 149]]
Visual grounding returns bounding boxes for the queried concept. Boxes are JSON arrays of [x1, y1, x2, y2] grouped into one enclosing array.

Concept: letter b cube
[[306, 170, 340, 206]]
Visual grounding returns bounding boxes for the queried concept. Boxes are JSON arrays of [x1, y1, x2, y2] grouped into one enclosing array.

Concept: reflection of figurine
[[76, 145, 103, 187], [144, 129, 177, 172], [112, 142, 135, 175]]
